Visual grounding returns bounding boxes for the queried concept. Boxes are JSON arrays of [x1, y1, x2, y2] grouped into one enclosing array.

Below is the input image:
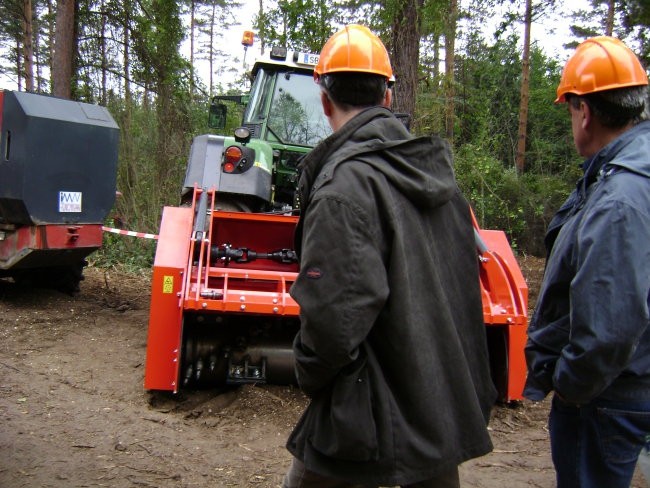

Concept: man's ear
[[580, 100, 591, 130], [321, 91, 333, 117], [383, 88, 392, 108]]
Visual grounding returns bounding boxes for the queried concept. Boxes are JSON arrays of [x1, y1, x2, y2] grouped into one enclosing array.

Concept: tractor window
[[266, 72, 332, 147], [245, 68, 275, 123]]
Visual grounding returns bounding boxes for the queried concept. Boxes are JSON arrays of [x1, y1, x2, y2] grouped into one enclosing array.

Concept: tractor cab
[[204, 45, 331, 210]]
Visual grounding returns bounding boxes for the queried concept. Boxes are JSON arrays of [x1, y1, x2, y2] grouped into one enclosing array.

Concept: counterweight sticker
[[59, 191, 82, 212], [163, 275, 174, 294]]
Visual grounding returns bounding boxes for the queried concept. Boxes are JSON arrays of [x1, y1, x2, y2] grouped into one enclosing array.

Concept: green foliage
[[523, 47, 577, 174], [455, 144, 527, 242], [622, 0, 650, 65], [453, 33, 524, 166], [131, 0, 188, 91], [98, 94, 194, 267], [92, 222, 157, 270], [516, 170, 578, 255], [255, 0, 335, 52], [454, 143, 575, 254]]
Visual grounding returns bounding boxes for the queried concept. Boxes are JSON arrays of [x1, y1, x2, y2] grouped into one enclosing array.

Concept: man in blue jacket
[[282, 25, 496, 488], [525, 36, 650, 488]]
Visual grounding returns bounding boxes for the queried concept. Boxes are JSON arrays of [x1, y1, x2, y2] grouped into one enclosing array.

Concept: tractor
[[144, 35, 528, 402]]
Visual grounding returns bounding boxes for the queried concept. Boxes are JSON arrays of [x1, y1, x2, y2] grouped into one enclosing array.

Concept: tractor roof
[[251, 47, 319, 76]]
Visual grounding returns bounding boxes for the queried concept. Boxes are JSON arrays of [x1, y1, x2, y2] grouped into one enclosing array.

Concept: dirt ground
[[0, 256, 647, 488]]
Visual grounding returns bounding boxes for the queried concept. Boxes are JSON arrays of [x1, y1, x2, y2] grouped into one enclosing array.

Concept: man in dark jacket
[[524, 36, 650, 488], [282, 24, 497, 488]]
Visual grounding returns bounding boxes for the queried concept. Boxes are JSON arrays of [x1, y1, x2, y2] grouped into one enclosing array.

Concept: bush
[[91, 217, 157, 270], [454, 143, 574, 255], [455, 144, 526, 241]]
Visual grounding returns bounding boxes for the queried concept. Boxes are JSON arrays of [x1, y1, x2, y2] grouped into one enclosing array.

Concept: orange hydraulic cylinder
[[144, 206, 193, 392]]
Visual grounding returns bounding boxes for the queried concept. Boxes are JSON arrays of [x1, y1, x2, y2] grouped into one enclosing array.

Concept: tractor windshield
[[245, 68, 332, 148]]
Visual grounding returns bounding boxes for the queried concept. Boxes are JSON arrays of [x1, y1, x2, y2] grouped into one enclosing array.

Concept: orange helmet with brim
[[555, 36, 648, 103], [314, 24, 393, 82]]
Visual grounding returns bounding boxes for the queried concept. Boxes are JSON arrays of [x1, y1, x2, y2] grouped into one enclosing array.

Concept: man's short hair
[[319, 72, 387, 110], [567, 85, 649, 128]]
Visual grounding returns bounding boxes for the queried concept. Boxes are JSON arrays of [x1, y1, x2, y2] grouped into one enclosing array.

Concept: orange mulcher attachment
[[145, 188, 528, 402], [144, 188, 301, 392], [472, 210, 528, 402]]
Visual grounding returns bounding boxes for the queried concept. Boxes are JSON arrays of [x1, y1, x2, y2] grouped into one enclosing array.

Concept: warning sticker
[[59, 191, 82, 213], [163, 276, 174, 294]]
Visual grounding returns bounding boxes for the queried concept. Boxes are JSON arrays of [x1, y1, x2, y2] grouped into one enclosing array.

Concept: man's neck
[[330, 107, 364, 132], [584, 121, 635, 158]]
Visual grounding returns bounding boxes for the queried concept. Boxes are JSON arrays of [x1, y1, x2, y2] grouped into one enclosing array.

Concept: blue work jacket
[[525, 120, 650, 404]]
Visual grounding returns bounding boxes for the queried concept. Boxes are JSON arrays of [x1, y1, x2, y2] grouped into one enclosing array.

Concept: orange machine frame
[[145, 189, 528, 402]]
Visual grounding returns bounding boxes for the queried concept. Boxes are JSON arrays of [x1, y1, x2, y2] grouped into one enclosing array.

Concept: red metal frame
[[144, 205, 194, 391], [0, 224, 104, 268], [184, 191, 299, 316], [145, 189, 300, 392]]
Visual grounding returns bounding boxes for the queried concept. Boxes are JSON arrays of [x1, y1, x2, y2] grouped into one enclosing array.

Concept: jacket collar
[[297, 107, 393, 205]]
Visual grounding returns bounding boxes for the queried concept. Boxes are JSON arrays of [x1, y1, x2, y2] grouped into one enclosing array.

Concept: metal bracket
[[226, 355, 267, 384]]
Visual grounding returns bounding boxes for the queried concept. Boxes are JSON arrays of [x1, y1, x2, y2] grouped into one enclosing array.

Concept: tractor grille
[[243, 124, 261, 139]]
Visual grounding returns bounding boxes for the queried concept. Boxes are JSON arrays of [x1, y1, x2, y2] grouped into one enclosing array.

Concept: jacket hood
[[299, 107, 456, 209], [584, 120, 650, 181]]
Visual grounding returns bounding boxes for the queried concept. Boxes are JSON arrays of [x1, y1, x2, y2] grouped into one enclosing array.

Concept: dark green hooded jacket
[[287, 106, 496, 486]]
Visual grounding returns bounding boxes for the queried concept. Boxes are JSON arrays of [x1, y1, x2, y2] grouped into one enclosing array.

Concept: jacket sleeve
[[553, 199, 650, 404], [289, 194, 389, 396]]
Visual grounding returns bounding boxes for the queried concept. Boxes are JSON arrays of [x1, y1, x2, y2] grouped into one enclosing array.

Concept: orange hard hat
[[314, 24, 393, 81], [555, 36, 648, 103]]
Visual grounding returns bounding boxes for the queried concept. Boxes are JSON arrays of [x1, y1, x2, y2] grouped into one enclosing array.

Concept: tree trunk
[[209, 2, 216, 96], [123, 0, 131, 102], [390, 0, 423, 120], [34, 11, 42, 92], [258, 0, 265, 54], [16, 39, 23, 91], [515, 0, 532, 173], [100, 0, 107, 104], [190, 0, 195, 95], [47, 0, 55, 86], [52, 0, 75, 98], [433, 34, 440, 79], [22, 0, 34, 91], [444, 0, 458, 142], [605, 0, 615, 35]]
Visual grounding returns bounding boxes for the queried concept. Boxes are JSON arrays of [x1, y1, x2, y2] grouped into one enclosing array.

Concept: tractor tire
[[214, 195, 256, 213]]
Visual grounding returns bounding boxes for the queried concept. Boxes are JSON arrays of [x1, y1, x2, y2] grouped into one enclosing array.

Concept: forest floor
[[0, 256, 647, 488]]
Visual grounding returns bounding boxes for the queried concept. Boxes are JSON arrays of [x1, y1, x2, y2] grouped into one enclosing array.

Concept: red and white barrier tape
[[102, 226, 159, 240]]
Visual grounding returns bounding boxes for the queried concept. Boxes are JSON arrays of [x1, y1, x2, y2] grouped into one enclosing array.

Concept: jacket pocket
[[309, 356, 379, 462]]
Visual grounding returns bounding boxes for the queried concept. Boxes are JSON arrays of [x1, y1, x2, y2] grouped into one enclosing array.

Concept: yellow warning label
[[162, 275, 174, 294]]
